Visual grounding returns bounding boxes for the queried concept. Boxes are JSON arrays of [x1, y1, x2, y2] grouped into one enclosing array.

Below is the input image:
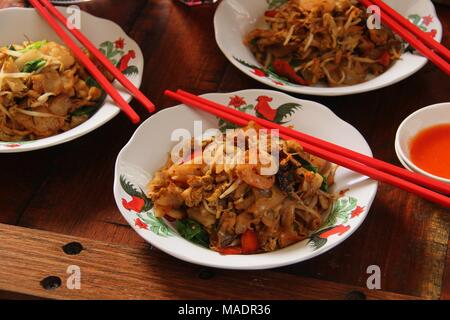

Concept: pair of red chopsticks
[[358, 0, 450, 76], [164, 89, 450, 209], [28, 0, 155, 123]]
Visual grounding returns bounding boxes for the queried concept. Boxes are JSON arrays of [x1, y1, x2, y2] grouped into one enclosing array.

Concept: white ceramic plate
[[214, 0, 442, 96], [0, 7, 144, 153], [114, 89, 378, 270]]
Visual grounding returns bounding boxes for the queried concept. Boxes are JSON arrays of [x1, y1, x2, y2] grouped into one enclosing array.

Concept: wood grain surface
[[0, 0, 449, 300], [0, 224, 421, 300]]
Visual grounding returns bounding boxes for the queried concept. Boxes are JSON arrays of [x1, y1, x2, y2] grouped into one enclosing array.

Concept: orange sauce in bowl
[[409, 124, 450, 179]]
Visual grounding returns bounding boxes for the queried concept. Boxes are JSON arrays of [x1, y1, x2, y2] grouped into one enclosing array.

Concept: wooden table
[[0, 0, 449, 300]]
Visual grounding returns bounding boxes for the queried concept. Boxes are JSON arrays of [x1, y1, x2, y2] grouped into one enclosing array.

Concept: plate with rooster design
[[0, 7, 143, 153], [214, 0, 442, 96], [114, 89, 378, 270]]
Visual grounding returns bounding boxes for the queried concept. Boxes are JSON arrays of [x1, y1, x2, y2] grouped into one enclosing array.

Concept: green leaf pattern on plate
[[138, 211, 175, 237], [323, 197, 358, 228], [307, 197, 360, 251], [99, 40, 124, 66]]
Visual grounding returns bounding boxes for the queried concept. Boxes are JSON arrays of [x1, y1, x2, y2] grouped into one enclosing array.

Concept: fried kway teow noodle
[[0, 40, 109, 141], [148, 122, 339, 254], [245, 0, 402, 86]]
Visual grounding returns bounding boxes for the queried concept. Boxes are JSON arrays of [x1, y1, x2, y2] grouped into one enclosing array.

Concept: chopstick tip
[[164, 89, 176, 97], [130, 114, 141, 124]]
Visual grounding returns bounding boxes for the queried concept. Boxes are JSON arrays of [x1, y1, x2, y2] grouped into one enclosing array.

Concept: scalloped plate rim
[[113, 89, 378, 270], [214, 0, 443, 96], [0, 7, 144, 153]]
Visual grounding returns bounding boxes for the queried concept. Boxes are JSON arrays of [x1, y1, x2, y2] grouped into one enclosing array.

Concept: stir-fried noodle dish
[[0, 40, 109, 141], [244, 0, 402, 86], [148, 122, 339, 254]]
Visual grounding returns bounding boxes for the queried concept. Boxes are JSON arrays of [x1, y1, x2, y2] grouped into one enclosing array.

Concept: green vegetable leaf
[[290, 60, 302, 68], [320, 175, 329, 192], [85, 76, 102, 89], [267, 0, 288, 9], [70, 94, 105, 117], [297, 157, 318, 173], [22, 58, 46, 73], [70, 106, 99, 117], [176, 219, 209, 248], [295, 157, 328, 191], [84, 76, 106, 110], [250, 38, 258, 47], [19, 40, 48, 53]]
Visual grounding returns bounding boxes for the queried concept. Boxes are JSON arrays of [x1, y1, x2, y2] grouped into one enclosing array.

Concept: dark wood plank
[[0, 223, 421, 300], [441, 240, 450, 300]]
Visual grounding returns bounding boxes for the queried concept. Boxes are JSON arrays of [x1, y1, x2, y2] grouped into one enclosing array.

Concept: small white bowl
[[395, 102, 450, 184]]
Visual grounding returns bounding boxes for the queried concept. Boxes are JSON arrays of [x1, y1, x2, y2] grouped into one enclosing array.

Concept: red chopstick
[[358, 0, 450, 76], [365, 0, 450, 62], [177, 89, 450, 196], [164, 90, 450, 208], [28, 0, 140, 124], [37, 0, 155, 113]]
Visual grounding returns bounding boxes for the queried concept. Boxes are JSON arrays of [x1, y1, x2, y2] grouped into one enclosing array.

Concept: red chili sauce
[[409, 124, 450, 179]]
